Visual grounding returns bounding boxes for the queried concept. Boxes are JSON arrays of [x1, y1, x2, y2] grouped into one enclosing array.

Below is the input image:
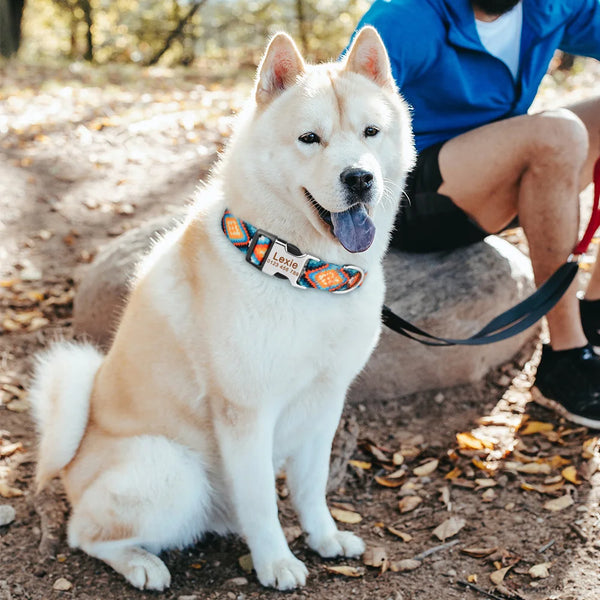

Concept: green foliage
[[18, 0, 372, 68]]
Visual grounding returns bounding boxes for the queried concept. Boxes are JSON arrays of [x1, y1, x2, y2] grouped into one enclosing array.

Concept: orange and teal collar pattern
[[221, 209, 365, 294]]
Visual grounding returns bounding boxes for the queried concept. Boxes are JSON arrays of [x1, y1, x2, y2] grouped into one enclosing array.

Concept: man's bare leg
[[437, 107, 592, 350], [568, 97, 600, 300]]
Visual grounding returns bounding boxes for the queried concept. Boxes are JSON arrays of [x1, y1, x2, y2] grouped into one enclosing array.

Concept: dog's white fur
[[29, 28, 415, 591]]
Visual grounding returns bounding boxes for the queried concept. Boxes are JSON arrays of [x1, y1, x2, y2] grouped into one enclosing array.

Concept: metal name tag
[[261, 238, 312, 288]]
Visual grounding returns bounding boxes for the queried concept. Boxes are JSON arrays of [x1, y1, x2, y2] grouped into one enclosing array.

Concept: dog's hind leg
[[65, 435, 212, 590]]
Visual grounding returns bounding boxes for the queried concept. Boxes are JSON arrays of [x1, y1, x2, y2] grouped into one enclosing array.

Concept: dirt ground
[[1, 60, 600, 600]]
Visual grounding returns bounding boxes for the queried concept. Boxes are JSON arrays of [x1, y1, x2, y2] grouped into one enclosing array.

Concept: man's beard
[[472, 0, 520, 15]]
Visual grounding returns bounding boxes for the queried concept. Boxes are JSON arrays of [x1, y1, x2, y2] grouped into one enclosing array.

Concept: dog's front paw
[[255, 555, 308, 590], [120, 550, 171, 591], [308, 530, 365, 559]]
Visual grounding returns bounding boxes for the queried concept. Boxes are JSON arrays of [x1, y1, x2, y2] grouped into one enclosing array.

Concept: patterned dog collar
[[221, 209, 365, 293]]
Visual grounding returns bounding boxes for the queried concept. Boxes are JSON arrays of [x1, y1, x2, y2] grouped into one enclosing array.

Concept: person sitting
[[350, 0, 600, 428]]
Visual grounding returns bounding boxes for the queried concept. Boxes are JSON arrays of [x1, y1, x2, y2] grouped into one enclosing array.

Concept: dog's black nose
[[340, 168, 373, 194]]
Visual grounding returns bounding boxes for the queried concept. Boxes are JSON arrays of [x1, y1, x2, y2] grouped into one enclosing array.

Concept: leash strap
[[221, 209, 365, 293], [382, 157, 600, 346]]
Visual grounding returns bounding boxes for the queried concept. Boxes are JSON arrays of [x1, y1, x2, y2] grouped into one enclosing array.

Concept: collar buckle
[[246, 229, 313, 289]]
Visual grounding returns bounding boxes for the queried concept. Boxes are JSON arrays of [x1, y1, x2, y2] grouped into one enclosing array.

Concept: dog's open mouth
[[303, 188, 375, 253]]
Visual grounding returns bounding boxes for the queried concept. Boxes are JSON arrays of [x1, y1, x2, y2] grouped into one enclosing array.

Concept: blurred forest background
[[0, 0, 370, 68]]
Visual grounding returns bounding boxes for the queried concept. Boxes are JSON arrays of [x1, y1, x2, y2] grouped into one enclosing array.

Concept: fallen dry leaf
[[582, 437, 599, 459], [521, 481, 565, 494], [375, 474, 406, 488], [331, 507, 362, 524], [348, 460, 372, 470], [362, 442, 391, 463], [472, 458, 497, 474], [6, 399, 29, 413], [481, 488, 496, 502], [529, 562, 552, 579], [504, 461, 551, 475], [544, 455, 571, 469], [520, 421, 554, 436], [479, 413, 526, 428], [387, 526, 412, 542], [461, 547, 498, 559], [439, 485, 451, 509], [386, 467, 407, 479], [362, 546, 388, 569], [475, 478, 497, 489], [544, 494, 574, 512], [392, 452, 404, 466], [0, 442, 24, 457], [398, 496, 422, 513], [432, 516, 466, 541], [399, 445, 421, 460], [323, 565, 365, 578], [445, 467, 462, 480], [451, 478, 476, 489], [389, 559, 421, 572], [0, 482, 23, 498], [283, 525, 303, 544], [490, 565, 512, 585], [238, 554, 253, 573], [413, 459, 439, 477], [456, 432, 493, 451], [1, 384, 24, 398], [581, 456, 600, 480], [561, 465, 582, 485]]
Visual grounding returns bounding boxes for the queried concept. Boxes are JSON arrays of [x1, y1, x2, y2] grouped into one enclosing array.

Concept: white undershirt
[[475, 1, 523, 79]]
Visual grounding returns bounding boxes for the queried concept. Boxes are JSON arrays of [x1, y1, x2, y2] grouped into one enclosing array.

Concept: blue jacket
[[354, 0, 600, 152]]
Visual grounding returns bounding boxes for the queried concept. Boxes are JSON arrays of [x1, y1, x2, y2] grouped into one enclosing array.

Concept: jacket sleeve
[[347, 0, 440, 90], [560, 0, 600, 59]]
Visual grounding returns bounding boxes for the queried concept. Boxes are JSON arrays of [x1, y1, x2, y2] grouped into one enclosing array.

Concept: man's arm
[[560, 0, 600, 59]]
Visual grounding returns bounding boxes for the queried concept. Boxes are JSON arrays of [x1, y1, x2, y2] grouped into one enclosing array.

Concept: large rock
[[348, 236, 536, 402], [74, 215, 536, 397], [73, 215, 181, 350]]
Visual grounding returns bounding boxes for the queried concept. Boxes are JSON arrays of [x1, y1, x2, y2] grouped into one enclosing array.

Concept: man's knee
[[528, 108, 590, 170]]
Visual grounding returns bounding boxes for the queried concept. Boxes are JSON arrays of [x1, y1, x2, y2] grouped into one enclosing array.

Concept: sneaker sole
[[531, 386, 600, 429]]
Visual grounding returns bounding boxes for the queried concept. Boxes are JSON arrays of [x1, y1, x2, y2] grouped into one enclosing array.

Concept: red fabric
[[573, 157, 600, 256]]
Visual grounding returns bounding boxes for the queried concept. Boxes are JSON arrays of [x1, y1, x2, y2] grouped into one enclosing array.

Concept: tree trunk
[[0, 0, 25, 57], [79, 0, 93, 61], [147, 0, 208, 66], [295, 0, 308, 55]]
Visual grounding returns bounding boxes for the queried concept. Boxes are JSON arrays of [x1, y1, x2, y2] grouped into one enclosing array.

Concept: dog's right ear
[[255, 33, 305, 107]]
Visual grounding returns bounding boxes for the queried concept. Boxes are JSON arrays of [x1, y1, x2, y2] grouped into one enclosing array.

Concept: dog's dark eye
[[298, 132, 321, 144], [364, 126, 380, 137]]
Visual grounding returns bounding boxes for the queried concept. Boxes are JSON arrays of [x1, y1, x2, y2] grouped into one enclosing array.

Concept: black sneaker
[[580, 297, 600, 346], [532, 344, 600, 429]]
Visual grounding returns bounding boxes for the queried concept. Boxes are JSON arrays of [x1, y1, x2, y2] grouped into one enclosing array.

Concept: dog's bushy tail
[[29, 342, 104, 491]]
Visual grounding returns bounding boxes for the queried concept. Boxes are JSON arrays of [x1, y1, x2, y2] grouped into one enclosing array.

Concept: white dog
[[30, 27, 414, 591]]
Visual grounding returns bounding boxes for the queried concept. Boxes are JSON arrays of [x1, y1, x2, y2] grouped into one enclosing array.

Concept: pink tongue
[[330, 204, 375, 253]]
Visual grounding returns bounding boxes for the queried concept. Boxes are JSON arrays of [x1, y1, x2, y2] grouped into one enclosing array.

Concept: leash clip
[[246, 230, 313, 289]]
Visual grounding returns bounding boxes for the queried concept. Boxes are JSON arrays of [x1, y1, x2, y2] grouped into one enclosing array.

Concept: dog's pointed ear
[[343, 26, 395, 90], [255, 33, 305, 106]]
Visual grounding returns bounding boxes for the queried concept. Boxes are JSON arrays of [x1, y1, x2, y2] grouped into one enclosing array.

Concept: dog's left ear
[[343, 26, 395, 91], [255, 33, 305, 106]]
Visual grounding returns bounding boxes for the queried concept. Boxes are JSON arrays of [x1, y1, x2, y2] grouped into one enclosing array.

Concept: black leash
[[381, 159, 600, 346], [382, 260, 579, 346]]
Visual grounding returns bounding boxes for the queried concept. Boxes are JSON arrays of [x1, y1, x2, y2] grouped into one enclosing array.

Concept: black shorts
[[390, 142, 489, 252]]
